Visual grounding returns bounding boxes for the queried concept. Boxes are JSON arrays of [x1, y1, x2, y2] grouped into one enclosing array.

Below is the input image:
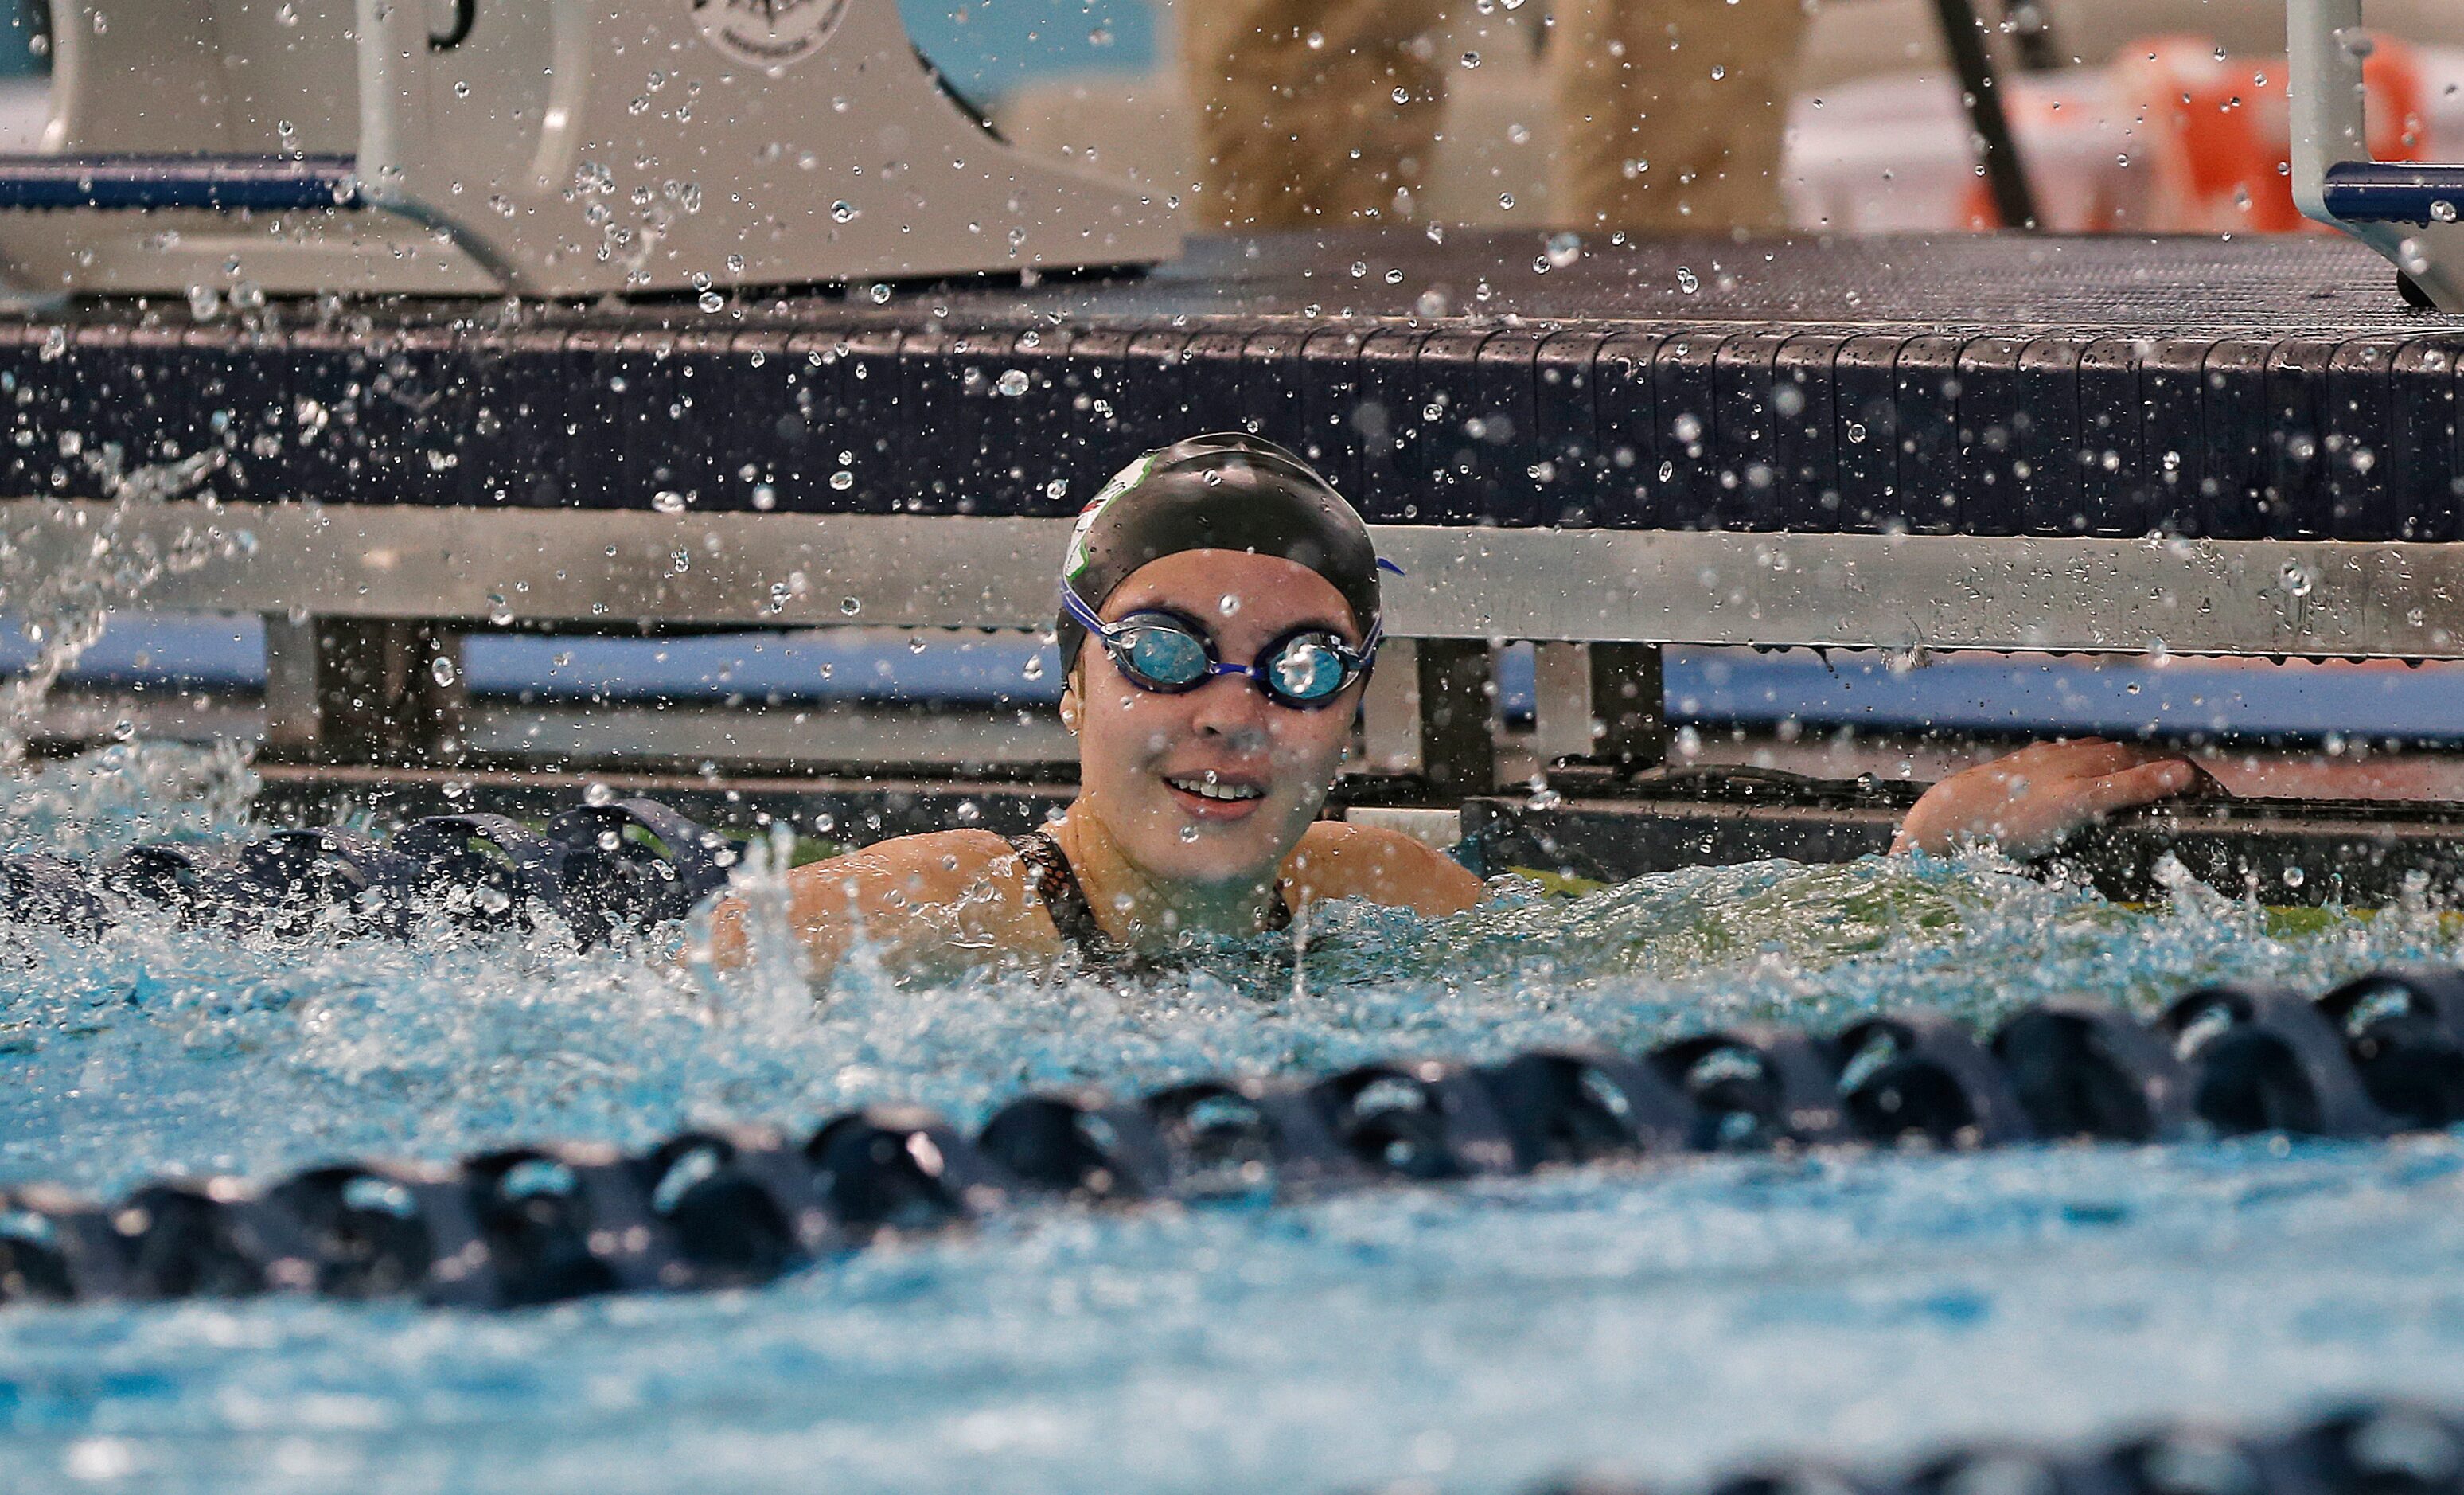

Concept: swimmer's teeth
[[1168, 775, 1262, 802]]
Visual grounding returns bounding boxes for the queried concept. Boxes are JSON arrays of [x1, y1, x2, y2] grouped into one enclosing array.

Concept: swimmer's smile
[[1163, 771, 1268, 819]]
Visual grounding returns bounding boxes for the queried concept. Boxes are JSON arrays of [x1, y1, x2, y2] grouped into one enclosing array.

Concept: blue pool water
[[6, 745, 2464, 1492]]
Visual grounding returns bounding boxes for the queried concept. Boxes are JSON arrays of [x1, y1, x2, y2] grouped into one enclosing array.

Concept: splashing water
[[0, 448, 232, 766], [5, 746, 2464, 1493]]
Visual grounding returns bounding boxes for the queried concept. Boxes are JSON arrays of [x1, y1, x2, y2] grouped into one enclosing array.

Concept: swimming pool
[[6, 744, 2464, 1493]]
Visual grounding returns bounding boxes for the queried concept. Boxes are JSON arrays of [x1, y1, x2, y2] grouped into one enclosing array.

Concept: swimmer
[[708, 434, 2197, 980]]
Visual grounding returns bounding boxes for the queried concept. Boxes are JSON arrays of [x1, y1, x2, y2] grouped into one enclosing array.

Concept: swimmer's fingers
[[2075, 759, 2201, 819]]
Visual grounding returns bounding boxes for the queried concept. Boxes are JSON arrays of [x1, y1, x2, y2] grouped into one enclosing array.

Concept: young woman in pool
[[709, 434, 2197, 980]]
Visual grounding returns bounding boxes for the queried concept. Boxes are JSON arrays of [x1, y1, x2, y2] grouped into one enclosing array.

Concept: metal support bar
[[1587, 642, 1669, 772], [14, 504, 2464, 659], [1530, 642, 1597, 763], [1358, 638, 1425, 776], [257, 616, 462, 767], [1932, 0, 2040, 228], [1416, 640, 1496, 797], [2289, 0, 2464, 308]]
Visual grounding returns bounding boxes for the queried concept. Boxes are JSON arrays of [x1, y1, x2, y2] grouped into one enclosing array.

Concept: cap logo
[[1065, 451, 1158, 580]]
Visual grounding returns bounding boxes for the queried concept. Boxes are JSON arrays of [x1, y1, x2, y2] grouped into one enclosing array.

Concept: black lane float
[[1554, 1401, 2464, 1495], [5, 956, 2464, 1310], [0, 795, 739, 948]]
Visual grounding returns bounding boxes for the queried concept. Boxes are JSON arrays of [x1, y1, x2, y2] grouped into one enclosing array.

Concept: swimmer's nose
[[1187, 670, 1272, 748]]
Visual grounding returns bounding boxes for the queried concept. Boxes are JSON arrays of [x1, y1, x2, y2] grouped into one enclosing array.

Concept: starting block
[[2291, 0, 2464, 309], [0, 1, 1180, 298]]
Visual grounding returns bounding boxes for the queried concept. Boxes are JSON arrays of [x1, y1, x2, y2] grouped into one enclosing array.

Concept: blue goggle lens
[[1117, 623, 1211, 688], [1268, 637, 1349, 702], [1098, 610, 1366, 708]]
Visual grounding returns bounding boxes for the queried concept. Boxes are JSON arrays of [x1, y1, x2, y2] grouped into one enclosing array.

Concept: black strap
[[1009, 829, 1132, 969], [1007, 829, 1292, 971]]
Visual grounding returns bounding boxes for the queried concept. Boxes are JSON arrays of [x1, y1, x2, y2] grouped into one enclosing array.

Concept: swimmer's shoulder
[[786, 829, 1031, 906], [763, 828, 1059, 970], [1281, 821, 1484, 917]]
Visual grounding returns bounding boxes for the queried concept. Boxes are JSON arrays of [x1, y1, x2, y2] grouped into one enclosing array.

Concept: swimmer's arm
[[1893, 737, 2198, 859], [705, 829, 1061, 982], [1282, 822, 1486, 916]]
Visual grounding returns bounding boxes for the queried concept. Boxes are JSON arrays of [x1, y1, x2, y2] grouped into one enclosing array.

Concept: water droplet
[[1673, 412, 1705, 443], [2279, 560, 2314, 597], [832, 200, 859, 223], [1846, 422, 1869, 444], [653, 490, 687, 513], [2283, 865, 2306, 888], [584, 782, 616, 807], [751, 482, 777, 510], [698, 290, 724, 313], [1460, 51, 1480, 68], [1498, 192, 1515, 210], [1385, 268, 1404, 284], [830, 470, 855, 490], [1392, 86, 1411, 104], [1218, 594, 1242, 616], [431, 655, 458, 687], [2436, 201, 2459, 223], [1416, 288, 1450, 318], [867, 283, 891, 304], [996, 369, 1031, 397], [840, 597, 862, 615], [1022, 655, 1046, 681], [1676, 267, 1700, 294], [1545, 231, 1583, 268]]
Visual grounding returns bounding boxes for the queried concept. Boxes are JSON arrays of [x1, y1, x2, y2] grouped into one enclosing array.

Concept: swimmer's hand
[[1892, 738, 2199, 860]]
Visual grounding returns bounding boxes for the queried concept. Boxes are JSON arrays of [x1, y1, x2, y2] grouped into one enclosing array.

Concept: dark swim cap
[[1056, 433, 1388, 665]]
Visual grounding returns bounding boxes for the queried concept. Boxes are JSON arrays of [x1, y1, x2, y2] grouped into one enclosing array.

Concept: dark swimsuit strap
[[1008, 827, 1292, 970]]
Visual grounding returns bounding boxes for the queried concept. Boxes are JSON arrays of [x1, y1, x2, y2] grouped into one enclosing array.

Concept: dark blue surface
[[0, 154, 358, 211], [2322, 161, 2464, 225], [14, 614, 2464, 743]]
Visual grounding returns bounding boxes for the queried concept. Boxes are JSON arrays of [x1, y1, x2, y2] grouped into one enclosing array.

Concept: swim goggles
[[1059, 587, 1382, 710]]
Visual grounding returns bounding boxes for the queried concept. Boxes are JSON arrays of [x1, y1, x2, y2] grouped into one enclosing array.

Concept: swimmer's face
[[1062, 549, 1364, 892]]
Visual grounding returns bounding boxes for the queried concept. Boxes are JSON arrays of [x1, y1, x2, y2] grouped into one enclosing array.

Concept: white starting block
[[2291, 0, 2464, 310], [0, 0, 1180, 298]]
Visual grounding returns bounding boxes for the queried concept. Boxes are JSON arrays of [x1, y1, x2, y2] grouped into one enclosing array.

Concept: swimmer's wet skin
[[708, 435, 2197, 985]]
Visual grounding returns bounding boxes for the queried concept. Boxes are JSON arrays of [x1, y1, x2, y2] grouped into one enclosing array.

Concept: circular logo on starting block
[[692, 0, 850, 72]]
